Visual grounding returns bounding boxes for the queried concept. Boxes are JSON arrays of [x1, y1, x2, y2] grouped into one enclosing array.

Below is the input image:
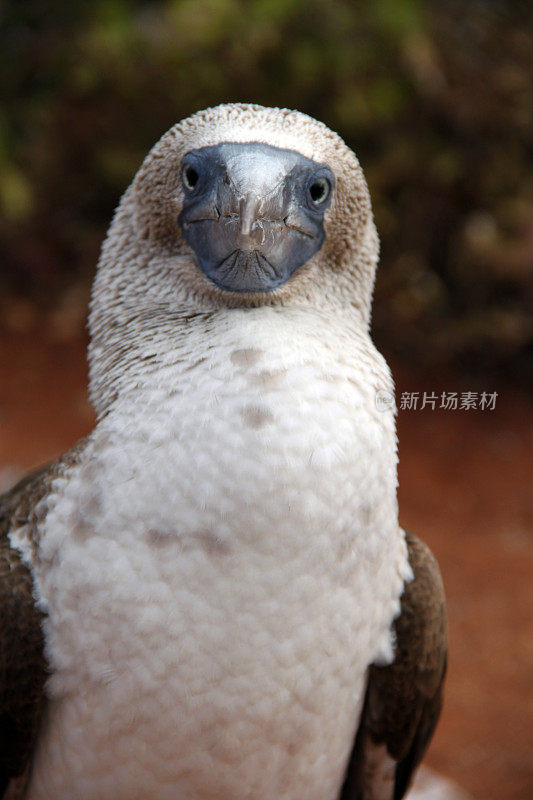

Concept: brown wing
[[340, 530, 448, 800], [0, 447, 84, 798]]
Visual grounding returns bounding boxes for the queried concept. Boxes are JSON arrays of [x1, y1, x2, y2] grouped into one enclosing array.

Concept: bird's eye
[[183, 164, 200, 191], [308, 177, 331, 205]]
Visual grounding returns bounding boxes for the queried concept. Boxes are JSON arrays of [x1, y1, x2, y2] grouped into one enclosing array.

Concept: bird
[[0, 103, 447, 800]]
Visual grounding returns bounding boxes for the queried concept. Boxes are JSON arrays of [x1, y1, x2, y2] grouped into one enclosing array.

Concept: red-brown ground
[[1, 326, 531, 800]]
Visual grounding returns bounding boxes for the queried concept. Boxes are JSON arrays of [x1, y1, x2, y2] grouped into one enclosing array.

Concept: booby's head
[[93, 104, 377, 312], [89, 104, 379, 412], [178, 141, 334, 293]]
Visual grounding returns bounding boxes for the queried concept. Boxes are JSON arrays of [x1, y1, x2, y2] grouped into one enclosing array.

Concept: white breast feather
[[12, 307, 410, 800]]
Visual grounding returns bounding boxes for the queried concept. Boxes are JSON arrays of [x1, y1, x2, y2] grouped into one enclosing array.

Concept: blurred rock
[[409, 767, 474, 800]]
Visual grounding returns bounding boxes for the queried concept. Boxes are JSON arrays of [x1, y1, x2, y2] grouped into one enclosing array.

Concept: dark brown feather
[[0, 446, 84, 798], [340, 530, 448, 800]]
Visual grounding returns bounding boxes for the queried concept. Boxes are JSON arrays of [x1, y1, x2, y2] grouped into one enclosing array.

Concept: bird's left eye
[[308, 177, 331, 206], [183, 163, 200, 191]]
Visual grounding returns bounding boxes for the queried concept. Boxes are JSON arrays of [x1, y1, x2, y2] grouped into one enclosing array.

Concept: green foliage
[[0, 0, 531, 377]]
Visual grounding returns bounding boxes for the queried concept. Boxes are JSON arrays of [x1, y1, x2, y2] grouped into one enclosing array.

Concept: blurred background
[[0, 1, 531, 798]]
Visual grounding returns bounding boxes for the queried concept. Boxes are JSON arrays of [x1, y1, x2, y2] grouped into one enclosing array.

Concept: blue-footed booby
[[1, 104, 447, 800]]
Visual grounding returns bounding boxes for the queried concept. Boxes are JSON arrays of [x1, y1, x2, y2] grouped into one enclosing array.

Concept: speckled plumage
[[1, 104, 446, 800]]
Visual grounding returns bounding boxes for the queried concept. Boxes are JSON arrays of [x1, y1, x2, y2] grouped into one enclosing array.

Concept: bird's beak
[[178, 142, 333, 293], [238, 193, 263, 247]]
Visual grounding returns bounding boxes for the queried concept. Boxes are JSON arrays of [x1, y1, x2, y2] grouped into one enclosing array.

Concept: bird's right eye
[[183, 164, 200, 191]]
